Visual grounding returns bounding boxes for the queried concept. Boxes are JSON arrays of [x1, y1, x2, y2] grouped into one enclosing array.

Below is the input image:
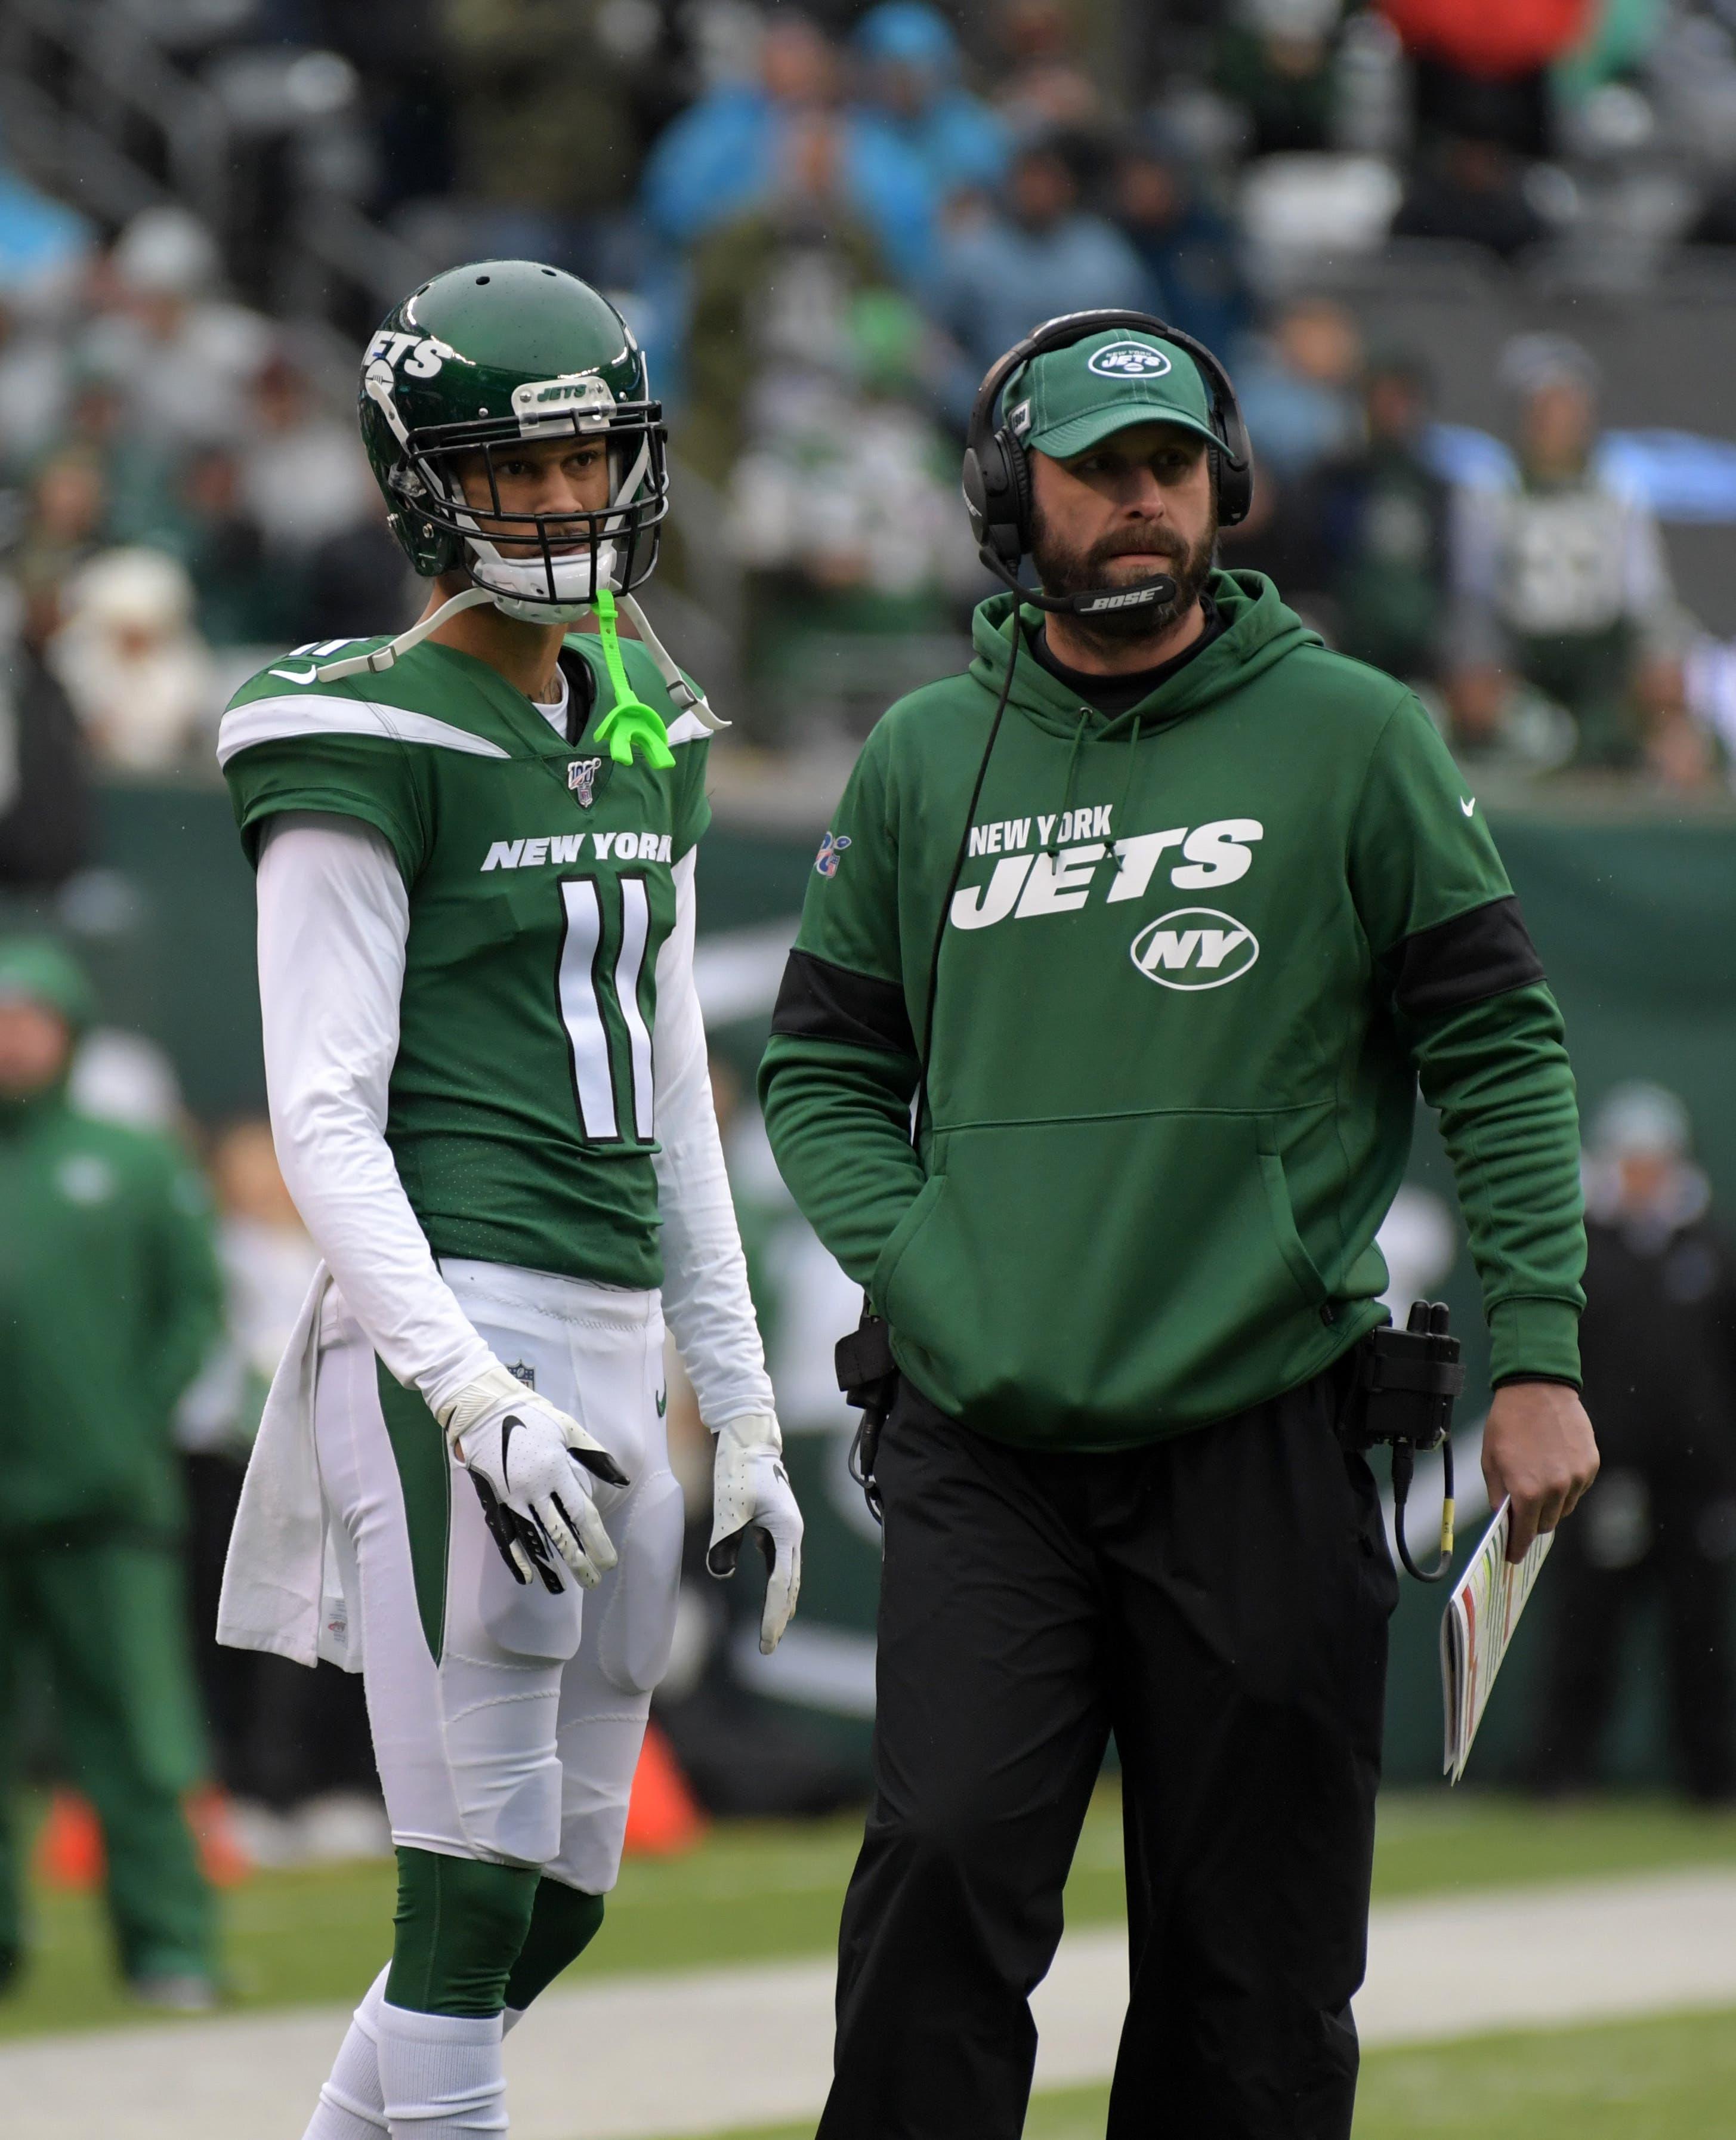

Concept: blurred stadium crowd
[[4, 0, 1736, 846], [4, 0, 1736, 2006]]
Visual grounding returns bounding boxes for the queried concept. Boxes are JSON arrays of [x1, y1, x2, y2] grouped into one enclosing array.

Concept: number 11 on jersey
[[558, 878, 655, 1143]]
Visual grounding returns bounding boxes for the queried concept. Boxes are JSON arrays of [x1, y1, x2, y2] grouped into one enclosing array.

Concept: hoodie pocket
[[878, 1111, 1336, 1440], [871, 1175, 947, 1317]]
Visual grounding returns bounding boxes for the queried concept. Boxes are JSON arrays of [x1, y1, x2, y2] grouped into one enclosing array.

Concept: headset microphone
[[1022, 572, 1177, 617]]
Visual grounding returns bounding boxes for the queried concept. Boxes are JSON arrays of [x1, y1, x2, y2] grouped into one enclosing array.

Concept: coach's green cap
[[1005, 329, 1218, 459], [0, 936, 96, 1029]]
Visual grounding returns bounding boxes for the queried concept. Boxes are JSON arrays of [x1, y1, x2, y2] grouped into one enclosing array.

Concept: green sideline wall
[[57, 782, 1736, 1790]]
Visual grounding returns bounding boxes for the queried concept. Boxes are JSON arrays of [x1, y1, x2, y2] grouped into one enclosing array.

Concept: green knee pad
[[387, 1848, 540, 2017], [504, 1877, 606, 2012]]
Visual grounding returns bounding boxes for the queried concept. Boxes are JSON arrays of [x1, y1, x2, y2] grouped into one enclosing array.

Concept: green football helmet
[[359, 260, 667, 622]]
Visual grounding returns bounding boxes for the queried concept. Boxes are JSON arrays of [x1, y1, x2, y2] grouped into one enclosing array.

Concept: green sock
[[503, 1877, 606, 2012], [385, 1847, 540, 2017]]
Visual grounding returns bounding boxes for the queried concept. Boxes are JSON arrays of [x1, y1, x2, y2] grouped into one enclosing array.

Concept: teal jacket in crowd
[[760, 573, 1586, 1450]]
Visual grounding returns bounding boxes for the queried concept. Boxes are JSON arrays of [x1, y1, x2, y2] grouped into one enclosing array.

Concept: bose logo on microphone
[[1077, 585, 1167, 611], [1087, 342, 1172, 379]]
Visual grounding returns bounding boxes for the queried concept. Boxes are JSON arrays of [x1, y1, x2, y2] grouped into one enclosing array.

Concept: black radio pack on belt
[[1342, 1299, 1466, 1582], [841, 1296, 1467, 1575], [837, 1307, 898, 1526]]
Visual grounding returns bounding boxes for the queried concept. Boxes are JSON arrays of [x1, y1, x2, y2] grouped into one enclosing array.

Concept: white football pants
[[314, 1259, 682, 1888]]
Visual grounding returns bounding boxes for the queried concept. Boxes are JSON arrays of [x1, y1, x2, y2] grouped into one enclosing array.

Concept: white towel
[[216, 1264, 361, 1673]]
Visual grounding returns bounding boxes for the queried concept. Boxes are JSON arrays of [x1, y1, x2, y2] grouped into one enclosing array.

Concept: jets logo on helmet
[[357, 260, 669, 623]]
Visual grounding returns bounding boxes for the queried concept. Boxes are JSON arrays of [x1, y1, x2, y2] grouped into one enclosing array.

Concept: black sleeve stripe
[[771, 947, 916, 1057], [1388, 894, 1546, 1019]]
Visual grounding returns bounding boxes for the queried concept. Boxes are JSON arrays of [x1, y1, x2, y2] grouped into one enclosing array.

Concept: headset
[[960, 308, 1253, 616]]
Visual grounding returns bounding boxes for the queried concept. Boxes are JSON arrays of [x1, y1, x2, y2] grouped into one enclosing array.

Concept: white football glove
[[706, 1412, 804, 1654], [438, 1363, 629, 1594]]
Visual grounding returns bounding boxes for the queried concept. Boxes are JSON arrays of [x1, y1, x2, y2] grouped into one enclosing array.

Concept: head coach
[[757, 311, 1598, 2139]]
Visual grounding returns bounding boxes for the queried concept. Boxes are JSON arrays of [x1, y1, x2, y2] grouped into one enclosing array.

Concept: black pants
[[818, 1367, 1398, 2140]]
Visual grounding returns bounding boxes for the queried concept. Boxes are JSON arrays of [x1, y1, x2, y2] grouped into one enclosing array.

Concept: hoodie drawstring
[[1045, 709, 1146, 866], [1048, 714, 1090, 856], [1112, 717, 1144, 873]]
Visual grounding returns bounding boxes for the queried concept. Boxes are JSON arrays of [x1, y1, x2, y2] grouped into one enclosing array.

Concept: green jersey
[[221, 631, 711, 1290]]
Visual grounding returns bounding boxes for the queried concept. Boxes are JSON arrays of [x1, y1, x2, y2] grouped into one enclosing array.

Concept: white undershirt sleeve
[[256, 811, 495, 1416], [653, 848, 777, 1428]]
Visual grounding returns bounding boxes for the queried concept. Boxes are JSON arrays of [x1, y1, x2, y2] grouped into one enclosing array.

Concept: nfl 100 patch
[[815, 830, 851, 878], [567, 755, 610, 808]]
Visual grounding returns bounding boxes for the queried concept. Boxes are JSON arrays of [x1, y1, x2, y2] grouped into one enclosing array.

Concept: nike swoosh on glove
[[439, 1363, 630, 1594], [706, 1412, 803, 1654]]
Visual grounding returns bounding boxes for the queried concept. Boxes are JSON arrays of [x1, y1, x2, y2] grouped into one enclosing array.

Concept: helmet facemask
[[367, 363, 668, 622]]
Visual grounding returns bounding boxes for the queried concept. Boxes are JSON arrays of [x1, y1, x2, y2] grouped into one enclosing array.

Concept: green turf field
[[5, 1787, 1736, 2045], [659, 2005, 1736, 2140]]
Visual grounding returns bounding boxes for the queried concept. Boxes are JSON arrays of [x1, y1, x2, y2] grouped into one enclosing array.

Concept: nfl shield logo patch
[[505, 1361, 536, 1389], [567, 756, 605, 807]]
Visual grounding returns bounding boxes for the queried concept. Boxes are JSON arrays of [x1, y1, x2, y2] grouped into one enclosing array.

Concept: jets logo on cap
[[1088, 342, 1172, 379]]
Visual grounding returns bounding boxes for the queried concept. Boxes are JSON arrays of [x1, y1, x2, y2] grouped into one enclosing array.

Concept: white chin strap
[[311, 585, 497, 681], [310, 582, 726, 735]]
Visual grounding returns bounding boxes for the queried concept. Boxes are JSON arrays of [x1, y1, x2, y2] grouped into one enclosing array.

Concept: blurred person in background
[[1110, 121, 1250, 359], [237, 350, 376, 564], [11, 445, 107, 647], [932, 132, 1157, 384], [1213, 0, 1344, 158], [153, 447, 283, 650], [641, 12, 935, 286], [0, 125, 94, 297], [177, 1120, 323, 1818], [850, 2, 1011, 205], [674, 106, 890, 489], [990, 0, 1105, 137], [1233, 292, 1362, 484], [0, 936, 223, 2007], [295, 494, 421, 648], [1389, 130, 1547, 260], [0, 289, 75, 481], [1531, 1085, 1736, 1803], [1447, 334, 1689, 773], [47, 546, 217, 774], [0, 578, 89, 894], [442, 0, 643, 246], [724, 270, 983, 743], [1385, 0, 1560, 258], [76, 207, 271, 455], [1308, 349, 1452, 684]]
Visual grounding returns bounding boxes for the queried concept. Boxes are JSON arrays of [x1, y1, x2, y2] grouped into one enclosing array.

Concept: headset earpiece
[[962, 431, 1030, 570], [1210, 388, 1254, 528]]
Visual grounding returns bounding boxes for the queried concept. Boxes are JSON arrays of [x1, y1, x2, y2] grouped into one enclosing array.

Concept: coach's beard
[[1031, 507, 1218, 654]]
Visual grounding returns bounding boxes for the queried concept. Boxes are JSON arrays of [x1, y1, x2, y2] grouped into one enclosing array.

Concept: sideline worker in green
[[759, 312, 1599, 2139], [0, 936, 223, 2008]]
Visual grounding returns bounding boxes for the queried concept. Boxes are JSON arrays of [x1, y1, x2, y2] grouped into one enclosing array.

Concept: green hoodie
[[759, 572, 1585, 1451], [0, 938, 224, 1536]]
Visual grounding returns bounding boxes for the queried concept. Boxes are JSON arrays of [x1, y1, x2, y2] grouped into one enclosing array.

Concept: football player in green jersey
[[214, 263, 803, 2140]]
